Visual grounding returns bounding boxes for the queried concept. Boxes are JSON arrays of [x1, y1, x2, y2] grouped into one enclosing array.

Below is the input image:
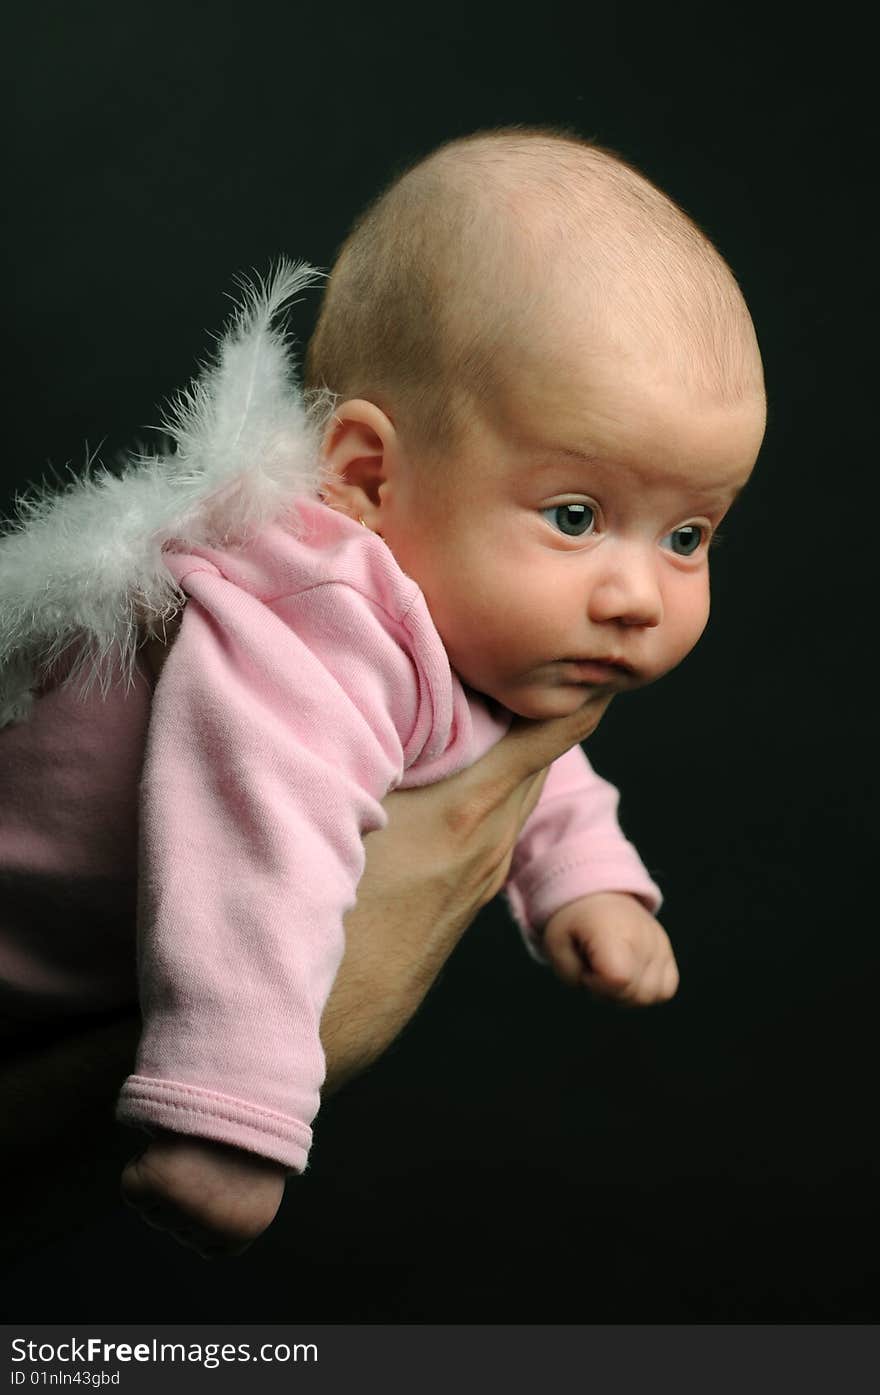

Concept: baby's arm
[[119, 565, 416, 1172], [505, 744, 677, 1002], [120, 566, 425, 1254], [505, 743, 661, 946]]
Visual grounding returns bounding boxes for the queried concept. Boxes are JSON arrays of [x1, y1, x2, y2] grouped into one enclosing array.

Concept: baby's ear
[[319, 399, 393, 519]]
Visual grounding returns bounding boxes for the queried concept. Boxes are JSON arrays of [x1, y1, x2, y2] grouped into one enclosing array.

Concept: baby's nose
[[587, 546, 663, 628]]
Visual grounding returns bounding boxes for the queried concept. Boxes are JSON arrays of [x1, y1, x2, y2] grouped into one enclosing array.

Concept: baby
[[0, 126, 765, 1256]]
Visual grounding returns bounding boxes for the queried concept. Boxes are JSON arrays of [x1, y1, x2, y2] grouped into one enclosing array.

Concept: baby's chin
[[490, 683, 614, 721]]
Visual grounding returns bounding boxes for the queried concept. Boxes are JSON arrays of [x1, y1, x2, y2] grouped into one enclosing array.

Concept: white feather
[[0, 259, 331, 727]]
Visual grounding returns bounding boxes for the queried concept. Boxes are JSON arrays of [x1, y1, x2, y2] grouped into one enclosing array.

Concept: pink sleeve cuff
[[116, 1074, 312, 1173], [506, 840, 663, 964]]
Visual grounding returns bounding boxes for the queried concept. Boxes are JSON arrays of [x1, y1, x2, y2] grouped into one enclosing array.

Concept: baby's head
[[306, 126, 766, 718]]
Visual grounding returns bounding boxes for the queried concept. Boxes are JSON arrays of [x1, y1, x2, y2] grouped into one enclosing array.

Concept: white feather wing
[[0, 260, 327, 727]]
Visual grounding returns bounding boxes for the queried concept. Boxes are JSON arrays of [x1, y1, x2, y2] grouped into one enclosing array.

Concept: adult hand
[[323, 692, 613, 1091]]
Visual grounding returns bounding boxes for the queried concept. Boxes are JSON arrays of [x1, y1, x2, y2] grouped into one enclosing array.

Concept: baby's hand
[[542, 893, 679, 1005], [121, 1134, 286, 1259]]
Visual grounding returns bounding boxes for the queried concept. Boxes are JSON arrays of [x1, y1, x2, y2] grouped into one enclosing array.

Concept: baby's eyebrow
[[532, 446, 752, 511], [548, 444, 606, 467], [544, 443, 740, 489], [527, 444, 608, 475]]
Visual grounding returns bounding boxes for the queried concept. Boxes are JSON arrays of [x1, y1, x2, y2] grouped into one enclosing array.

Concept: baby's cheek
[[660, 580, 710, 671]]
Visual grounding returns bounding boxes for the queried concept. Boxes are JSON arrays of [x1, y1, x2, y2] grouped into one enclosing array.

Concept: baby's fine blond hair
[[304, 124, 764, 460]]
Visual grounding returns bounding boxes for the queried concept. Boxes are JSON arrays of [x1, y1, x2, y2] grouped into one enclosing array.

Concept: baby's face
[[378, 336, 765, 720]]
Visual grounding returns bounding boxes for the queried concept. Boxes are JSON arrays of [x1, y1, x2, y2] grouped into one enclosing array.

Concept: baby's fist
[[542, 892, 679, 1005]]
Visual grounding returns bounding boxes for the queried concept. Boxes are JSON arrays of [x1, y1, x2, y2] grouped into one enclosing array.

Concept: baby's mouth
[[556, 657, 636, 685]]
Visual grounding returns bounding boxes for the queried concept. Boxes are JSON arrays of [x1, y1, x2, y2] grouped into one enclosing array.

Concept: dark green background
[[2, 1, 874, 1321]]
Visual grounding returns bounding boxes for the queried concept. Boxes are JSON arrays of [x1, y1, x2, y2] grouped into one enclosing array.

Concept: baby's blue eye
[[662, 524, 705, 556], [542, 503, 596, 537]]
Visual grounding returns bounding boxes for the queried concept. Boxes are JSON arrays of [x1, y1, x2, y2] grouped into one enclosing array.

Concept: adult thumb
[[485, 693, 613, 787]]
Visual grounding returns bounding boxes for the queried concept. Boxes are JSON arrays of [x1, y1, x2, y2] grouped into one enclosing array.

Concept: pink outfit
[[0, 498, 659, 1171]]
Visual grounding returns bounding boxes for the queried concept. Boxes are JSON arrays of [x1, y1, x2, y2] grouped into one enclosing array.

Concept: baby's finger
[[662, 957, 680, 999], [640, 932, 680, 1003], [549, 934, 590, 988], [623, 945, 680, 1005], [581, 934, 639, 1000]]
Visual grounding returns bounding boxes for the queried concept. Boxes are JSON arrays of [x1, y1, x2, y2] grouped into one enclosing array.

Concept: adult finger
[[515, 766, 553, 827], [471, 692, 614, 797]]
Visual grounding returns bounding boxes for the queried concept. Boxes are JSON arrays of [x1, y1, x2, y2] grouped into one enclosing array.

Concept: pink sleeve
[[116, 567, 420, 1171], [505, 744, 662, 962]]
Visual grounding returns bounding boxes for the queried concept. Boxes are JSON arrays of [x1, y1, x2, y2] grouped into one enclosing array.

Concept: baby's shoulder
[[168, 498, 421, 627], [164, 499, 460, 765]]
